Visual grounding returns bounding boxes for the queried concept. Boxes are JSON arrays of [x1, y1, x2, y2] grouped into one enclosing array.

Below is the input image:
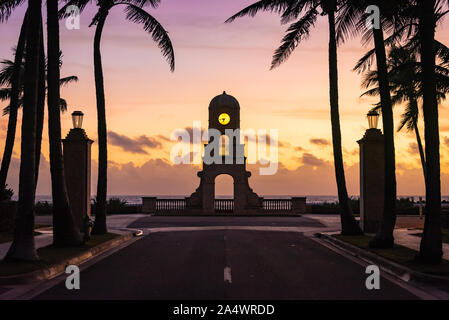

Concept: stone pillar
[[142, 197, 157, 214], [357, 129, 384, 233], [62, 128, 93, 234], [292, 197, 307, 214]]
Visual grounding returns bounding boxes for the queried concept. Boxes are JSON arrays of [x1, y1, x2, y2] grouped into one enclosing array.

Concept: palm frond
[[0, 59, 14, 86], [60, 75, 78, 86], [0, 87, 11, 101], [123, 4, 175, 72], [225, 0, 290, 23], [59, 98, 68, 113], [271, 7, 318, 70], [58, 0, 92, 19], [280, 0, 310, 25], [0, 0, 25, 23]]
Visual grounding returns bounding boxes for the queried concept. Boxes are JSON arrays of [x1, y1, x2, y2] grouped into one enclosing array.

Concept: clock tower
[[187, 91, 262, 214]]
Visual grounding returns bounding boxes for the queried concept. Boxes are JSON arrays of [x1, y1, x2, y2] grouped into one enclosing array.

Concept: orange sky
[[0, 0, 448, 196]]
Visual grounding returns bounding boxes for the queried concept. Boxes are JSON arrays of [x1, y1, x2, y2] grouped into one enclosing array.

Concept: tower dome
[[209, 91, 240, 110]]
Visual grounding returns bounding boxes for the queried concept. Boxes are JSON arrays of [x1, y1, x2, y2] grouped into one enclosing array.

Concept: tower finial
[[223, 90, 226, 95]]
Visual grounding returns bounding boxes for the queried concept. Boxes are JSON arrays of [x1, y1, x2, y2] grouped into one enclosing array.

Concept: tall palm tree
[[60, 0, 175, 234], [5, 0, 42, 261], [0, 5, 28, 192], [0, 55, 78, 190], [360, 45, 449, 183], [47, 0, 84, 246], [226, 0, 362, 235], [416, 0, 445, 264], [336, 0, 418, 247]]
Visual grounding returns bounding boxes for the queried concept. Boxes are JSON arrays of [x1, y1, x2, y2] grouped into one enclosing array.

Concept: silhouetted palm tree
[[0, 3, 28, 192], [416, 0, 447, 264], [360, 45, 449, 183], [60, 0, 175, 234], [226, 0, 362, 235], [5, 0, 42, 261], [47, 0, 84, 246], [0, 54, 78, 189], [336, 0, 418, 247]]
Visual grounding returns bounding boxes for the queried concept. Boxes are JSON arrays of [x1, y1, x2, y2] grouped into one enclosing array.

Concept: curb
[[151, 214, 303, 217], [317, 232, 449, 287], [0, 232, 134, 285]]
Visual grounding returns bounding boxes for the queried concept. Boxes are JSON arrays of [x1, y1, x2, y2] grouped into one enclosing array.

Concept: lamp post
[[367, 110, 380, 130], [357, 110, 384, 233], [72, 111, 84, 129], [63, 111, 93, 241]]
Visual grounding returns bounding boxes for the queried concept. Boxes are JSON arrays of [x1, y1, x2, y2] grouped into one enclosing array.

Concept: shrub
[[35, 201, 53, 216], [0, 185, 14, 202]]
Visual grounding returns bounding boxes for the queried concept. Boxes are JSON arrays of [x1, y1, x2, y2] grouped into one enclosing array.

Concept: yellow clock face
[[218, 113, 230, 125]]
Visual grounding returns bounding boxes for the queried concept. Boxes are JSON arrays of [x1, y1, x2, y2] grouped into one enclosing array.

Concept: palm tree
[[47, 0, 84, 246], [226, 0, 362, 235], [5, 0, 42, 261], [0, 5, 28, 192], [60, 0, 175, 234], [416, 0, 445, 264], [336, 0, 419, 247], [360, 45, 449, 183], [0, 54, 79, 190]]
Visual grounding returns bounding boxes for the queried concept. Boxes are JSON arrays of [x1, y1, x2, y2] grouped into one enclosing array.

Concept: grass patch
[[0, 233, 119, 277], [0, 224, 52, 244], [410, 229, 449, 244], [335, 234, 449, 276]]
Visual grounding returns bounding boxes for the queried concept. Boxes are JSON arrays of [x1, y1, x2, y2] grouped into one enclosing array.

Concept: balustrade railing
[[142, 197, 306, 214]]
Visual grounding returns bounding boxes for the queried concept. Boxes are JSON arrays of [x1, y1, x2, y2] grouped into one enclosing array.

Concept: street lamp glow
[[367, 110, 379, 129], [72, 111, 84, 129]]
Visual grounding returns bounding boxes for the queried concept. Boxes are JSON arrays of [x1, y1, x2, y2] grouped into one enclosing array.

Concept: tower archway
[[186, 91, 262, 214]]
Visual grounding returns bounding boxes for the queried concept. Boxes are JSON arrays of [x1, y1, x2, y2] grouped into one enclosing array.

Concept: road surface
[[34, 216, 418, 299]]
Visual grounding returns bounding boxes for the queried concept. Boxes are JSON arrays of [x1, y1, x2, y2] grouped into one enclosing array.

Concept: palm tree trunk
[[327, 8, 361, 235], [417, 0, 442, 264], [35, 17, 45, 188], [413, 121, 427, 183], [92, 12, 108, 234], [5, 0, 42, 261], [47, 0, 83, 247], [369, 24, 397, 248], [0, 9, 28, 191]]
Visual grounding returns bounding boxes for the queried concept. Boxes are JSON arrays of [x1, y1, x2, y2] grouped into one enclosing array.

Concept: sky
[[1, 0, 449, 197]]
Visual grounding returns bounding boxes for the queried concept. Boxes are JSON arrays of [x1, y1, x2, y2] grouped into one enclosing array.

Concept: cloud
[[245, 133, 290, 148], [108, 131, 162, 154], [408, 143, 419, 155], [294, 146, 305, 152], [301, 153, 326, 167], [444, 137, 449, 148], [310, 138, 330, 146]]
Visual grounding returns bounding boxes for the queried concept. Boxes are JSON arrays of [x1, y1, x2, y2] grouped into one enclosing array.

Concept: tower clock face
[[218, 113, 231, 125]]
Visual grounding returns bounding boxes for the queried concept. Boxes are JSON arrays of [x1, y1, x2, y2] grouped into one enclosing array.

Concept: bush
[[0, 185, 13, 202], [311, 198, 360, 214], [91, 197, 142, 215], [35, 201, 53, 216]]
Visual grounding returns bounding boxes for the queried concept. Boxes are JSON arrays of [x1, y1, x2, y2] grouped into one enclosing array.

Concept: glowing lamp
[[72, 111, 84, 129], [367, 110, 379, 129]]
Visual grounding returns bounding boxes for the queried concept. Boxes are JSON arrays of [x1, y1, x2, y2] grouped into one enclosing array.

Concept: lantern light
[[367, 110, 380, 129], [72, 111, 84, 129]]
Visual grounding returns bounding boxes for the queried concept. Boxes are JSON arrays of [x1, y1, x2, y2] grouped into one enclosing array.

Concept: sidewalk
[[0, 214, 146, 260], [308, 214, 449, 259], [394, 228, 449, 260]]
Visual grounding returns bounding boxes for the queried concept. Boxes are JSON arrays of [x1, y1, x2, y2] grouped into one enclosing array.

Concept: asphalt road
[[35, 229, 417, 300]]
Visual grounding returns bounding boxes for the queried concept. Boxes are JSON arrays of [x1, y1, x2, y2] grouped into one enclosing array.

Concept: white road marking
[[224, 267, 232, 284]]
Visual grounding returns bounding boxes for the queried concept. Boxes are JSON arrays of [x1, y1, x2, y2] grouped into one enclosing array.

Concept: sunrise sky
[[0, 0, 448, 196]]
